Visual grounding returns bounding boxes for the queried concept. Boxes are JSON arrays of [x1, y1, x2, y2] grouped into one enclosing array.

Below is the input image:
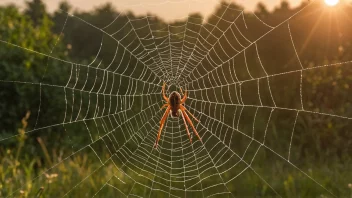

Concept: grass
[[1, 148, 352, 197], [1, 114, 352, 197]]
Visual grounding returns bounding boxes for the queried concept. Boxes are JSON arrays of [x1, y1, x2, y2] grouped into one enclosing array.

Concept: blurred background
[[0, 0, 352, 197]]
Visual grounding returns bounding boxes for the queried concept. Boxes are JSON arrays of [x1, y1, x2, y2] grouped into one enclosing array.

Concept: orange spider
[[154, 83, 202, 148]]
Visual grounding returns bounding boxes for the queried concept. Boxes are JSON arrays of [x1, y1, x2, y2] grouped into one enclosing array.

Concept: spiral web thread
[[1, 0, 352, 197]]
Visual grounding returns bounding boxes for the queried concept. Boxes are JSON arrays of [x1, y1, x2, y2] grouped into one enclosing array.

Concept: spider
[[154, 83, 202, 148]]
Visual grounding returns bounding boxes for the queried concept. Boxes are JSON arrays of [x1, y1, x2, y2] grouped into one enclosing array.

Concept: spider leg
[[161, 103, 168, 110], [181, 105, 199, 122], [154, 106, 171, 148], [162, 82, 168, 102], [160, 104, 169, 124], [180, 109, 192, 143], [181, 109, 202, 143], [180, 87, 184, 95], [180, 88, 187, 104]]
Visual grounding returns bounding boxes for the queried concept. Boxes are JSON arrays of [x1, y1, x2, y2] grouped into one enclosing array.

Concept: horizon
[[0, 0, 305, 21]]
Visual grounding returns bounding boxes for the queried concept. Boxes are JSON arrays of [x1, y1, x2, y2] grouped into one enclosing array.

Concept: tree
[[52, 1, 72, 34], [24, 0, 47, 26], [255, 2, 270, 19], [280, 0, 290, 10], [57, 0, 72, 13], [0, 5, 67, 148]]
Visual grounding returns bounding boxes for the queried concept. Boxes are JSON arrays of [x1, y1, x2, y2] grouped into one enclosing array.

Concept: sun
[[324, 0, 339, 6]]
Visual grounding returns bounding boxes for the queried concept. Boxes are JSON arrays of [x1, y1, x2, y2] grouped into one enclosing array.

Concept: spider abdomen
[[169, 91, 181, 117]]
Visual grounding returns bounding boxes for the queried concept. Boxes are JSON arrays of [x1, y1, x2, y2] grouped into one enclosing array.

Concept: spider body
[[154, 83, 202, 148], [168, 91, 181, 117]]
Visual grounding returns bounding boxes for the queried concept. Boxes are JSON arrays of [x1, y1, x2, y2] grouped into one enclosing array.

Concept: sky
[[0, 0, 304, 21]]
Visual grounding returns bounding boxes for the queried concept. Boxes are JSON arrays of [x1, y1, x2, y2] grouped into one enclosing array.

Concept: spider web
[[1, 0, 352, 197]]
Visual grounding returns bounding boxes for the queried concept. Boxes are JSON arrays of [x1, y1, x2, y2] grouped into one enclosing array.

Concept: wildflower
[[45, 173, 58, 183]]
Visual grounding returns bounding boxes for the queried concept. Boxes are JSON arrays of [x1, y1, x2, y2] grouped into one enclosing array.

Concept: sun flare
[[325, 0, 339, 6]]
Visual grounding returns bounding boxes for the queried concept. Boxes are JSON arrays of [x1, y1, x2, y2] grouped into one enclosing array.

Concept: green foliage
[[1, 123, 351, 197], [1, 0, 352, 197], [24, 0, 47, 27], [0, 5, 68, 149]]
